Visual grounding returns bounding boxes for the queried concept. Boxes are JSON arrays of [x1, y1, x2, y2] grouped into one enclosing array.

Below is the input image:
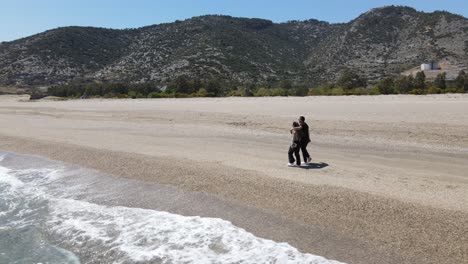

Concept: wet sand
[[1, 94, 468, 263]]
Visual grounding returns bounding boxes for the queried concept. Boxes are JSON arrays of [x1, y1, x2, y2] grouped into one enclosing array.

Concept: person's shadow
[[297, 162, 329, 170]]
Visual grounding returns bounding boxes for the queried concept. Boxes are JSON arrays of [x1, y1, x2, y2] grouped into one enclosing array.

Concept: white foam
[[0, 166, 23, 188], [48, 198, 344, 264], [1, 163, 346, 264], [0, 165, 61, 189], [0, 167, 18, 220], [0, 166, 64, 229]]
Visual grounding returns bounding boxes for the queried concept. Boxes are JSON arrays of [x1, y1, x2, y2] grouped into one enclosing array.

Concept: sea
[[0, 151, 344, 264]]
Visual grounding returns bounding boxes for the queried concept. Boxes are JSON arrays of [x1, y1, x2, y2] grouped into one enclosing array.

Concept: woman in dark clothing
[[288, 121, 302, 167]]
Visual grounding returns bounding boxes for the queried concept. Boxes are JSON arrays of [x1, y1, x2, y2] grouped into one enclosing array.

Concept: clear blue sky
[[1, 0, 467, 42]]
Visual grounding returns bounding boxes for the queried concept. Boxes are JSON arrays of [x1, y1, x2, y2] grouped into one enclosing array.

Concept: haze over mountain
[[0, 6, 467, 87]]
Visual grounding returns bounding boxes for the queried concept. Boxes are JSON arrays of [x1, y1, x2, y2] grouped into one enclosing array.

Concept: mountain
[[306, 7, 468, 82], [0, 6, 467, 87]]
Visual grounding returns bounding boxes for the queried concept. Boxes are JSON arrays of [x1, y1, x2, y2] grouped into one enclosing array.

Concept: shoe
[[301, 162, 308, 166], [288, 163, 297, 167], [307, 157, 312, 163]]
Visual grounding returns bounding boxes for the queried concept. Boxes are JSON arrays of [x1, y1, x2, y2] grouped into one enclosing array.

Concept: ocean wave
[[48, 198, 343, 264], [0, 153, 345, 264]]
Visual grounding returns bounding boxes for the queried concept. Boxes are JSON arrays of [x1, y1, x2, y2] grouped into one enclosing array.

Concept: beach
[[1, 94, 468, 263]]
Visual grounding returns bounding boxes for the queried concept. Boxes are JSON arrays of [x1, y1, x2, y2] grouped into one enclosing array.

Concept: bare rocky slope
[[0, 6, 467, 87]]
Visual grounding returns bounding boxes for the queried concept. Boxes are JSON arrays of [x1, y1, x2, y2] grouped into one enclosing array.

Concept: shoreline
[[0, 150, 345, 263], [1, 135, 467, 264]]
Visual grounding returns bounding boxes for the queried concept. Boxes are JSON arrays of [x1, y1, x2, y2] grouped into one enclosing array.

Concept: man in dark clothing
[[298, 116, 311, 164]]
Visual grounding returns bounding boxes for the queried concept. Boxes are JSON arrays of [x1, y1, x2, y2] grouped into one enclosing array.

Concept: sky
[[1, 0, 467, 42]]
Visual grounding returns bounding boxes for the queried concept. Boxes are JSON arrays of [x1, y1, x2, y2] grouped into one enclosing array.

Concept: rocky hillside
[[0, 6, 467, 87], [306, 7, 468, 83]]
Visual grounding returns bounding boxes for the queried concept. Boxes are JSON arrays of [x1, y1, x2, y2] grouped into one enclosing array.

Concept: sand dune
[[1, 94, 467, 264]]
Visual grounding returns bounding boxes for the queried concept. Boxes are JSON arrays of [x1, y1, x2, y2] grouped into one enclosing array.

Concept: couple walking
[[288, 116, 311, 167]]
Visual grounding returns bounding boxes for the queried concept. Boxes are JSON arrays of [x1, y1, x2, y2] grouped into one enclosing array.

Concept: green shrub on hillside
[[308, 83, 334, 96], [375, 77, 396, 94], [427, 86, 442, 94], [293, 85, 309, 96], [228, 88, 245, 97], [434, 72, 446, 89], [193, 88, 209, 97], [344, 87, 368, 95], [394, 75, 414, 94], [128, 91, 144, 99], [455, 70, 468, 92], [330, 87, 345, 96], [254, 88, 271, 97], [368, 87, 381, 95], [308, 87, 325, 96], [337, 70, 367, 91], [409, 88, 426, 95], [444, 87, 465, 93], [414, 71, 426, 89], [148, 92, 162, 98], [270, 87, 287, 96]]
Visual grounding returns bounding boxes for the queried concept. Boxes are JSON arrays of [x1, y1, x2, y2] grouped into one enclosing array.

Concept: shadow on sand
[[295, 162, 329, 170]]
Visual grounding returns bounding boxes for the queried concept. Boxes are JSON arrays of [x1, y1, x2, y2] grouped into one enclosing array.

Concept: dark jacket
[[300, 122, 310, 142]]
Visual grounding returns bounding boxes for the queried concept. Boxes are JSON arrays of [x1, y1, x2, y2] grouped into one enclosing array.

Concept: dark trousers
[[300, 139, 310, 161], [288, 141, 301, 165]]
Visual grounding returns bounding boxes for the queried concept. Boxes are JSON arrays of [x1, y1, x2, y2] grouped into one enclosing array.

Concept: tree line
[[47, 77, 310, 98], [308, 70, 468, 96], [46, 70, 468, 99]]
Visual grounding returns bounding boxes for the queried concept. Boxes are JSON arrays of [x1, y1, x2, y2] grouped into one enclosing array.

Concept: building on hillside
[[402, 59, 465, 81], [420, 61, 439, 71]]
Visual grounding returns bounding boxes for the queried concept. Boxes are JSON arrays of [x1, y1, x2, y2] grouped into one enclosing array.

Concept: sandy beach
[[1, 94, 468, 263]]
